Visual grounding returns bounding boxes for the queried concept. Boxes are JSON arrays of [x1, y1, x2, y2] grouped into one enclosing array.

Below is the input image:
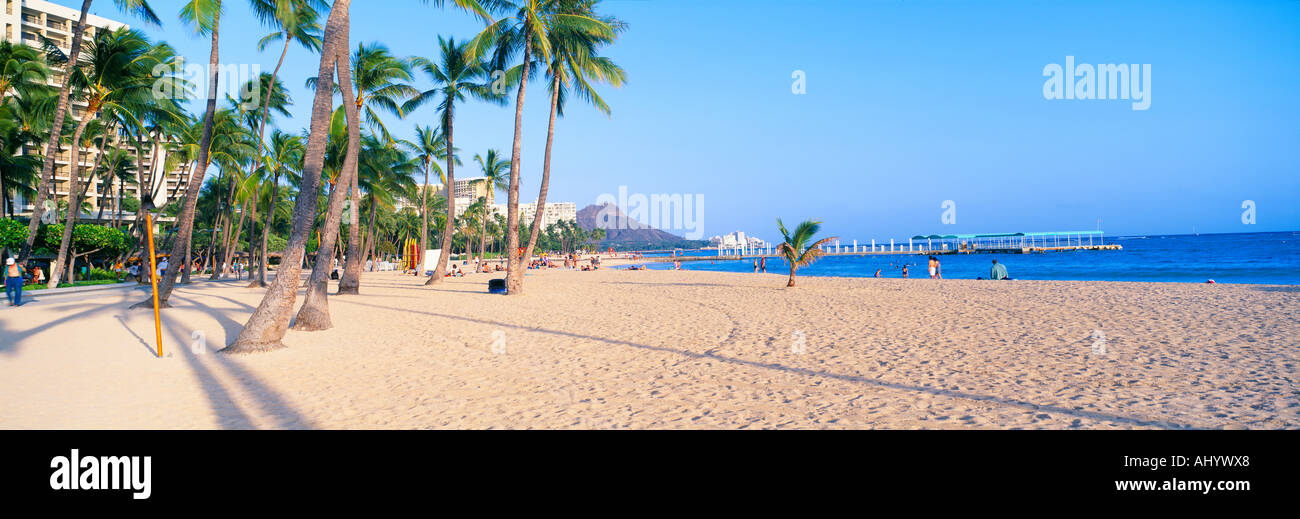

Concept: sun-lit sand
[[1, 266, 1296, 429]]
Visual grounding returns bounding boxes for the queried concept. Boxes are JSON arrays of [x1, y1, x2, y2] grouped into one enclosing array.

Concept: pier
[[656, 230, 1120, 262]]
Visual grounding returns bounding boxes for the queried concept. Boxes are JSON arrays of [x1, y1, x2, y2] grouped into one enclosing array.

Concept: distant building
[[492, 201, 577, 229], [710, 231, 766, 249], [403, 177, 496, 213]]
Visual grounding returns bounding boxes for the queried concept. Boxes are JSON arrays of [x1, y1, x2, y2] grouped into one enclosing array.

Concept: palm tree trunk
[[135, 7, 222, 308], [337, 153, 364, 293], [418, 163, 429, 275], [523, 76, 562, 267], [227, 0, 351, 353], [251, 172, 280, 287], [504, 45, 531, 295], [47, 114, 95, 289], [788, 265, 797, 287], [426, 102, 456, 285], [293, 15, 361, 330], [18, 0, 92, 267]]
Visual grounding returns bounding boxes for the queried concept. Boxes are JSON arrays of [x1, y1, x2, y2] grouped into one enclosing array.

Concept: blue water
[[639, 232, 1300, 285]]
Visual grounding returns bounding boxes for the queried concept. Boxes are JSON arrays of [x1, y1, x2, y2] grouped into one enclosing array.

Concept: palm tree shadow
[[164, 294, 314, 429], [346, 300, 1193, 429], [0, 293, 135, 356]]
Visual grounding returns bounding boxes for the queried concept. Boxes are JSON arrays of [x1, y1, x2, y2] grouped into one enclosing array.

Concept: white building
[[710, 231, 765, 249], [492, 201, 577, 229]]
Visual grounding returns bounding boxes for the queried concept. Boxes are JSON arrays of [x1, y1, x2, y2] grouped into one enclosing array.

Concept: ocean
[[638, 231, 1300, 285]]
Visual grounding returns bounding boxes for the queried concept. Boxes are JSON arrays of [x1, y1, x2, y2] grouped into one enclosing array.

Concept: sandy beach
[[1, 268, 1296, 429]]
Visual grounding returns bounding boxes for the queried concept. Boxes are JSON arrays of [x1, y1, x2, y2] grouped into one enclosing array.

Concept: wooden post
[[145, 212, 163, 358]]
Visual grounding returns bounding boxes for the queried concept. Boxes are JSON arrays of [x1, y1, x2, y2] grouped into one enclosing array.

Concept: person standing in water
[[902, 265, 909, 278], [760, 256, 767, 273]]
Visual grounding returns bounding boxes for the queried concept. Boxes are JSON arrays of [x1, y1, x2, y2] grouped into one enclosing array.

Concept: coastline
[[1, 268, 1296, 429]]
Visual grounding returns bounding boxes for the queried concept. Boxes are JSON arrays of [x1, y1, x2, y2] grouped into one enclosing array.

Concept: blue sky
[[73, 0, 1300, 242]]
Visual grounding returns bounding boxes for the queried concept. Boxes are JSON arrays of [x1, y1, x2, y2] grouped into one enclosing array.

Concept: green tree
[[404, 35, 502, 284], [467, 0, 616, 294], [49, 28, 182, 288], [19, 0, 161, 268], [522, 0, 625, 267], [775, 219, 836, 288]]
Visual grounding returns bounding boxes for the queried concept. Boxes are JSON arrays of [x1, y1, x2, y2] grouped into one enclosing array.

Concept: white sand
[[1, 268, 1296, 429]]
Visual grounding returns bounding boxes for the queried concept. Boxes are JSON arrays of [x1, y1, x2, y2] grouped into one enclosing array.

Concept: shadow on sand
[[344, 299, 1194, 429]]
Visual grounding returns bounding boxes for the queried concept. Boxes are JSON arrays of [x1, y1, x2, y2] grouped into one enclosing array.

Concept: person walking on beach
[[928, 256, 938, 279], [5, 258, 27, 306], [990, 259, 1009, 280]]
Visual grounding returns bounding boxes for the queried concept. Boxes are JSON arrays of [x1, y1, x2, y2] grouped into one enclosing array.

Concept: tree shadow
[[345, 300, 1194, 430], [0, 293, 135, 357], [163, 293, 315, 430]]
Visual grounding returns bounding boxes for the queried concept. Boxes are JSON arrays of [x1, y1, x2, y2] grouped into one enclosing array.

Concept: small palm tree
[[775, 218, 836, 288]]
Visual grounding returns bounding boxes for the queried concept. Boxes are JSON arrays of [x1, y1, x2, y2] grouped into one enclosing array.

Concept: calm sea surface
[[638, 232, 1300, 285]]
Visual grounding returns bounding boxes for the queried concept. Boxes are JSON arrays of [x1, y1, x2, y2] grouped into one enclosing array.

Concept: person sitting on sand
[[990, 259, 1009, 280]]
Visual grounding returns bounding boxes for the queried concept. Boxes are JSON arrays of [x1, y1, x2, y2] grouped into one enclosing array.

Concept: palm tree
[[775, 219, 836, 288], [0, 40, 52, 100], [18, 0, 161, 267], [241, 0, 323, 285], [48, 28, 175, 288], [227, 0, 353, 353], [472, 149, 508, 259], [93, 147, 135, 222], [231, 0, 493, 351], [355, 135, 417, 268], [404, 35, 503, 284], [0, 106, 42, 221], [136, 0, 228, 306], [467, 0, 616, 294], [337, 42, 418, 294], [214, 73, 291, 280], [249, 130, 304, 287], [292, 50, 368, 328], [400, 125, 449, 275], [522, 0, 625, 267]]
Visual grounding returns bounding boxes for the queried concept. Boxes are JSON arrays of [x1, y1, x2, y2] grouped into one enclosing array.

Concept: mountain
[[576, 203, 708, 250]]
